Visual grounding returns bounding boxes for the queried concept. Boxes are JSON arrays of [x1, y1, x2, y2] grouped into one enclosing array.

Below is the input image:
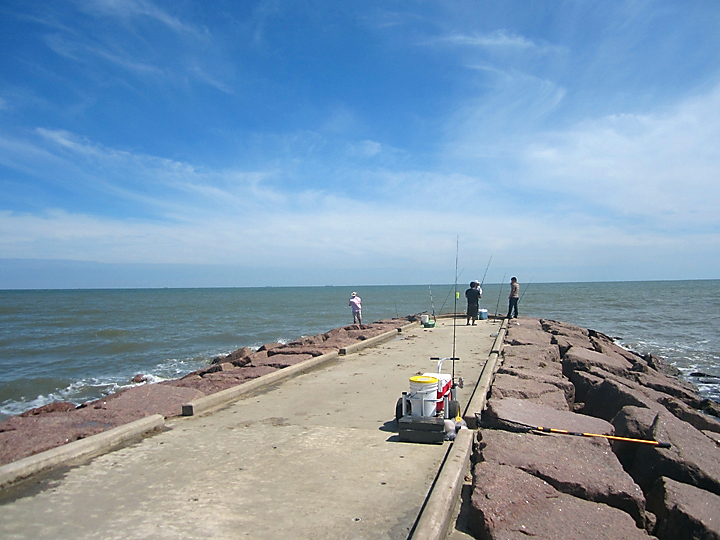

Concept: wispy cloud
[[77, 0, 200, 36], [440, 30, 536, 50]]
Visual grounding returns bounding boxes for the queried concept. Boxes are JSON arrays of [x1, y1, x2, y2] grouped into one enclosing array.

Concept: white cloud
[[347, 140, 382, 157], [521, 85, 720, 228]]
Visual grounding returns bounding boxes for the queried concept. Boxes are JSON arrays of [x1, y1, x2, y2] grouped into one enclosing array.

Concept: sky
[[1, 0, 719, 289]]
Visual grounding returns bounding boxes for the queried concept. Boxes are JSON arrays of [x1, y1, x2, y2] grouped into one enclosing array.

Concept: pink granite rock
[[483, 397, 614, 436], [469, 462, 653, 539], [479, 429, 647, 527], [630, 410, 720, 496], [563, 347, 635, 379], [491, 373, 571, 411], [647, 476, 720, 540], [19, 401, 77, 416]]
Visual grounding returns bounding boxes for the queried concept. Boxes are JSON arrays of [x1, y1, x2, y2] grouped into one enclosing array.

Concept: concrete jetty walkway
[[0, 318, 499, 540]]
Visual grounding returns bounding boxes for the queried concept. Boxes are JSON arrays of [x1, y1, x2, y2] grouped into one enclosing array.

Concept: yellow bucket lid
[[410, 375, 438, 384]]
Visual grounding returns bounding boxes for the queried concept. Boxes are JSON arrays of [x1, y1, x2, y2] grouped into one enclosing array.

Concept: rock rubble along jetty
[[0, 318, 413, 468], [469, 317, 720, 540]]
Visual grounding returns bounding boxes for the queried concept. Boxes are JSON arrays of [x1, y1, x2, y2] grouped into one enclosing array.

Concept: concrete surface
[[0, 318, 498, 540], [0, 415, 165, 490]]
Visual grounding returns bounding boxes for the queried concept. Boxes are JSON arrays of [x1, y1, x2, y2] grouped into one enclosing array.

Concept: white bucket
[[409, 375, 438, 417], [420, 314, 429, 324]]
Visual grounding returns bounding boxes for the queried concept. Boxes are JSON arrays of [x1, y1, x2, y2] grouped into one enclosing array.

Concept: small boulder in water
[[131, 374, 148, 384]]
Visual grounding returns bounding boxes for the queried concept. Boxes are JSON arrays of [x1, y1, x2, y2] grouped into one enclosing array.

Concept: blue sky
[[1, 0, 719, 288]]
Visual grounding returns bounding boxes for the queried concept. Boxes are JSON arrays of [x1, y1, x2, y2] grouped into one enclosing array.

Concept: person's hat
[[351, 292, 357, 296]]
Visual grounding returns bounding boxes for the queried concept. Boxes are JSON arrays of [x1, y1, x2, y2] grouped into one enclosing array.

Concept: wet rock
[[644, 353, 683, 378], [637, 372, 702, 408], [212, 346, 253, 365], [257, 342, 284, 353], [478, 429, 647, 527], [469, 462, 653, 539], [656, 396, 720, 434], [702, 399, 720, 419], [130, 374, 148, 383], [646, 476, 720, 540], [590, 333, 647, 367]]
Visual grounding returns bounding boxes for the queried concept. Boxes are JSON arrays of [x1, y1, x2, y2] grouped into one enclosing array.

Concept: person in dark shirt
[[465, 281, 482, 325]]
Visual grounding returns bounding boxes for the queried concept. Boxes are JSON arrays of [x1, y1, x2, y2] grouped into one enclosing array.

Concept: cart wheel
[[396, 397, 411, 422], [448, 400, 460, 420]]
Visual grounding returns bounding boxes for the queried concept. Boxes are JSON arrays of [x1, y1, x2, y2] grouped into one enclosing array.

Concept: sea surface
[[1, 281, 719, 421]]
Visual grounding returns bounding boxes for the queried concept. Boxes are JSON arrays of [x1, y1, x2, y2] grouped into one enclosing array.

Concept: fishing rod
[[438, 267, 465, 314], [480, 416, 671, 448], [518, 277, 534, 303], [479, 254, 493, 289], [428, 285, 436, 320], [452, 237, 459, 371], [494, 273, 505, 318]]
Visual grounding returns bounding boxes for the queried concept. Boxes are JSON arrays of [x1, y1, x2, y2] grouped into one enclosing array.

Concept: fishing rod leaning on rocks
[[478, 415, 671, 448]]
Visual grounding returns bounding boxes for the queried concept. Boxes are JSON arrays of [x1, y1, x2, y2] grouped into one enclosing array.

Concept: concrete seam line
[[411, 428, 473, 540], [0, 414, 165, 490], [182, 351, 340, 416], [339, 326, 406, 356], [463, 323, 506, 428]]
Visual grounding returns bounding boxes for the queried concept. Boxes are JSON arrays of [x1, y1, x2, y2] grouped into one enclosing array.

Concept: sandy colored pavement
[[0, 318, 498, 540]]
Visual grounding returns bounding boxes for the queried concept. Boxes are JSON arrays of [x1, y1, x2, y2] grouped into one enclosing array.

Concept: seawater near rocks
[[0, 317, 415, 469], [470, 317, 720, 540]]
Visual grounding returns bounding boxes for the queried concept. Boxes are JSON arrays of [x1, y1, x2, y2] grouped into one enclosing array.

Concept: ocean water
[[1, 281, 718, 420]]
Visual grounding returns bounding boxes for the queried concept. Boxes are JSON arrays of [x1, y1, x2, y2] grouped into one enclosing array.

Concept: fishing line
[[518, 277, 534, 304], [480, 254, 493, 289], [438, 268, 465, 314], [494, 274, 505, 318]]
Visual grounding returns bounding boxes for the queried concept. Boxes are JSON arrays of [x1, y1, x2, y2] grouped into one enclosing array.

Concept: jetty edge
[[0, 315, 496, 540], [463, 316, 720, 540], [0, 317, 418, 482], [0, 313, 718, 540]]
